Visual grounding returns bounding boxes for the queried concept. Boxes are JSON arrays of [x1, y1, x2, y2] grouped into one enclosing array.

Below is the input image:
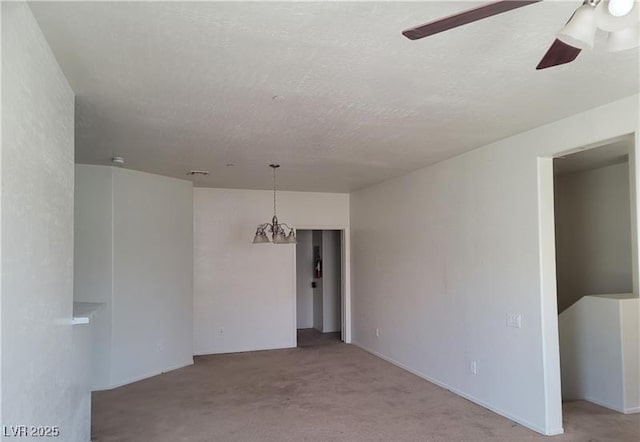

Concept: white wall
[[620, 298, 640, 412], [350, 94, 639, 435], [74, 165, 113, 389], [322, 230, 341, 333], [111, 167, 194, 385], [193, 189, 349, 355], [295, 231, 314, 329], [559, 294, 639, 413], [559, 295, 626, 410], [2, 2, 90, 440], [555, 161, 633, 312], [74, 165, 194, 389]]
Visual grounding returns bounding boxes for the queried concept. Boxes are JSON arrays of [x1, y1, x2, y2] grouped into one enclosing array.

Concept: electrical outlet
[[375, 328, 380, 337], [507, 313, 522, 328], [156, 341, 164, 353], [470, 361, 478, 375], [219, 327, 224, 335]]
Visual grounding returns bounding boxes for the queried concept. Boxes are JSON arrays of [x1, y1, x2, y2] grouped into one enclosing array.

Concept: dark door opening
[[295, 229, 342, 348]]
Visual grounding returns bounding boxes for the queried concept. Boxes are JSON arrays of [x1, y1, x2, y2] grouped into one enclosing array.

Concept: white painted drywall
[[350, 94, 639, 435], [295, 231, 314, 329], [74, 165, 113, 389], [631, 134, 640, 296], [620, 298, 640, 413], [559, 295, 626, 411], [2, 2, 90, 440], [322, 230, 341, 333], [111, 167, 194, 385], [193, 189, 349, 355], [559, 294, 638, 413], [555, 161, 633, 312], [74, 165, 194, 389]]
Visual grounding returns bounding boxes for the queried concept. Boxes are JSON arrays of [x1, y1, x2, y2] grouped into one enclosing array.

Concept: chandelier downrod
[[271, 164, 279, 218]]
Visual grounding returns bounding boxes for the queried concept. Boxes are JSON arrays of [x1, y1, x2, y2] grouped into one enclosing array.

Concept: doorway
[[552, 136, 639, 415], [295, 229, 343, 348]]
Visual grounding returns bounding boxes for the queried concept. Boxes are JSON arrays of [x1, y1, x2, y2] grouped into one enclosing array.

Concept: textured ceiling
[[30, 1, 639, 192]]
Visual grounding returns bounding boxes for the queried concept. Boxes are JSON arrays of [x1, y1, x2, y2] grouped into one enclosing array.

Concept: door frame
[[292, 225, 351, 345], [537, 132, 639, 433]]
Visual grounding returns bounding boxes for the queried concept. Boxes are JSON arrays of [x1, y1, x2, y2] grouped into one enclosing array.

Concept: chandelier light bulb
[[608, 0, 635, 17]]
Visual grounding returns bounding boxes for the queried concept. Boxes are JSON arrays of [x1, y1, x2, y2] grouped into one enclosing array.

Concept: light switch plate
[[507, 313, 522, 328]]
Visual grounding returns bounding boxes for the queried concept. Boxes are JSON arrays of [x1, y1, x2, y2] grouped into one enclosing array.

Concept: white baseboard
[[583, 396, 626, 413], [92, 359, 194, 391], [351, 341, 559, 436], [565, 396, 639, 415], [161, 359, 195, 374], [193, 344, 295, 356], [546, 427, 565, 436]]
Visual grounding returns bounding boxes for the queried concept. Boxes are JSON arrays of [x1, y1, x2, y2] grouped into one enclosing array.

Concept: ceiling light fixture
[[112, 156, 125, 165], [253, 164, 296, 245], [558, 0, 640, 52], [605, 24, 640, 51], [558, 1, 600, 50], [401, 0, 638, 69], [608, 0, 635, 16], [596, 0, 638, 31]]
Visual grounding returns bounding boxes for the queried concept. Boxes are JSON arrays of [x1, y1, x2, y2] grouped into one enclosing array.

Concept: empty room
[[2, 1, 639, 441]]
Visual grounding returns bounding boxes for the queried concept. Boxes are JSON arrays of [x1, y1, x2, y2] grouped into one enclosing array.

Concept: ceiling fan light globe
[[596, 0, 639, 31], [557, 5, 598, 50], [608, 0, 635, 17], [605, 25, 640, 51]]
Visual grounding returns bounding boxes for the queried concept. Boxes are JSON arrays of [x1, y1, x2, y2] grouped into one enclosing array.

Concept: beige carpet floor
[[297, 328, 341, 348], [92, 342, 639, 441]]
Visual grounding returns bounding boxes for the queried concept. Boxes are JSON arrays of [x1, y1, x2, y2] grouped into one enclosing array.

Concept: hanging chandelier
[[253, 164, 296, 244]]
